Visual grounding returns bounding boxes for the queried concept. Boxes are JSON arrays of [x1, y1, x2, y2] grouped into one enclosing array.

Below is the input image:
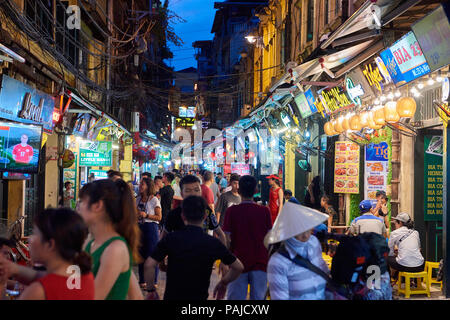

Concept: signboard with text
[[412, 4, 450, 73], [424, 136, 443, 221], [334, 141, 360, 194], [380, 31, 431, 86], [0, 75, 55, 133], [79, 141, 112, 167], [231, 163, 250, 176]]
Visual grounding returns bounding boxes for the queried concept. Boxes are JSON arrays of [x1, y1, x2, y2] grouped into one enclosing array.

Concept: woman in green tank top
[[78, 179, 143, 300]]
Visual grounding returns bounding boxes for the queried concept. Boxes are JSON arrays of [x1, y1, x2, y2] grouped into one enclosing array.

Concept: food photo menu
[[334, 141, 360, 194]]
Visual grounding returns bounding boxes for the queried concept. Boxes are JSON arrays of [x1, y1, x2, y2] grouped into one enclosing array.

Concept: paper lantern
[[359, 112, 370, 128], [368, 111, 383, 130], [373, 106, 386, 126], [334, 116, 345, 133], [396, 97, 416, 118], [342, 114, 351, 131], [384, 101, 400, 123], [324, 121, 336, 136], [350, 115, 362, 131]]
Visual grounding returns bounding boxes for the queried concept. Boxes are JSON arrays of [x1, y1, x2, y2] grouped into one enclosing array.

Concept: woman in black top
[[304, 176, 321, 210]]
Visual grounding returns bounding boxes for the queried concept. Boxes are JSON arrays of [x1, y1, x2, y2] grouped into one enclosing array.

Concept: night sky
[[166, 0, 216, 71]]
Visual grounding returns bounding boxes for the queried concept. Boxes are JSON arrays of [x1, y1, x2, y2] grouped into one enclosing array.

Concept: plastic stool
[[322, 253, 332, 269], [425, 261, 442, 290], [396, 271, 431, 298]]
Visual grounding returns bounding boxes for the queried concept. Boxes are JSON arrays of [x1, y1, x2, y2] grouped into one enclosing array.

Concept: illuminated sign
[[319, 86, 353, 114], [380, 31, 431, 86], [412, 4, 450, 73], [345, 77, 364, 106], [293, 89, 317, 119], [176, 117, 195, 127], [363, 63, 385, 93]]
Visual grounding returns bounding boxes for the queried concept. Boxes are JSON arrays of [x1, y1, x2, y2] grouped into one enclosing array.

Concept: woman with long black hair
[[136, 178, 162, 289], [78, 179, 143, 300], [304, 176, 321, 210], [0, 208, 95, 300]]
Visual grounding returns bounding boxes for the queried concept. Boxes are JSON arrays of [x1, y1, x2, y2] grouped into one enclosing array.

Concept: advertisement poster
[[79, 141, 112, 167], [0, 121, 43, 173], [334, 141, 360, 194], [231, 163, 250, 176], [364, 142, 389, 200], [424, 136, 443, 221], [380, 31, 431, 86]]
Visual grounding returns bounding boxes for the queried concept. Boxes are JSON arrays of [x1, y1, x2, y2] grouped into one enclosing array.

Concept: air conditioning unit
[[131, 112, 139, 133]]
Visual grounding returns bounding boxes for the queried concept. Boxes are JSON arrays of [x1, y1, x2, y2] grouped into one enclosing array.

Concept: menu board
[[364, 142, 389, 200], [334, 141, 360, 194], [424, 136, 443, 221]]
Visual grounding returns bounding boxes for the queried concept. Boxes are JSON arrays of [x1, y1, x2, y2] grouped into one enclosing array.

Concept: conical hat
[[264, 201, 329, 247]]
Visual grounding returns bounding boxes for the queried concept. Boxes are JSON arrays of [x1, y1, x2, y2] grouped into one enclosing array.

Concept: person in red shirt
[[201, 171, 216, 214], [12, 134, 33, 164], [0, 208, 95, 300], [267, 175, 284, 224], [223, 175, 272, 300]]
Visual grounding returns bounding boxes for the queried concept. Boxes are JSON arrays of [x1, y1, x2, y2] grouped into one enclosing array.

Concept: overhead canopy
[[320, 0, 402, 49]]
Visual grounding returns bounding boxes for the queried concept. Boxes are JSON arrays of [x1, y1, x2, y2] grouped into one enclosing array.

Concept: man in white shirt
[[387, 212, 425, 277]]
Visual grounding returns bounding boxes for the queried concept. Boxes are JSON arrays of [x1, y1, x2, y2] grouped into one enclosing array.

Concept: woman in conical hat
[[265, 201, 330, 300]]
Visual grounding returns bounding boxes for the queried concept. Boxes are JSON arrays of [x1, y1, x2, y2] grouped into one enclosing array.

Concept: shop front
[[60, 90, 132, 209], [0, 74, 58, 234]]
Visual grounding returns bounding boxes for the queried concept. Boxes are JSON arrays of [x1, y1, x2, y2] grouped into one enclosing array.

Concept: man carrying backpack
[[348, 200, 387, 238]]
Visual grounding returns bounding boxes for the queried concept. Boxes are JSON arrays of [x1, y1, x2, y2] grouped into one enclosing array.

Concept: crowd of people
[[0, 169, 429, 300]]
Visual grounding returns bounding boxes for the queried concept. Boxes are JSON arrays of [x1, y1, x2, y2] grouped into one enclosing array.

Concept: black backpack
[[359, 232, 390, 275], [330, 235, 372, 285]]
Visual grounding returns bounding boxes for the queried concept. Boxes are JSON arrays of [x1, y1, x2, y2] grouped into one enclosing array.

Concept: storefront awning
[[320, 0, 402, 49], [66, 89, 131, 137]]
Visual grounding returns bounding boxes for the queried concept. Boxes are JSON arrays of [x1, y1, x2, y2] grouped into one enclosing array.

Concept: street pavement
[[135, 265, 448, 300]]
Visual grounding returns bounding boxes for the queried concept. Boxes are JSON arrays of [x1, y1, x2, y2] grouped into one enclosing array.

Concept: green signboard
[[79, 141, 112, 167], [424, 135, 443, 221]]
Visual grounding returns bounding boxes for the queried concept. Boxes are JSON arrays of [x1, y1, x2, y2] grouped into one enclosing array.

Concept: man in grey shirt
[[348, 200, 387, 237], [216, 173, 241, 226]]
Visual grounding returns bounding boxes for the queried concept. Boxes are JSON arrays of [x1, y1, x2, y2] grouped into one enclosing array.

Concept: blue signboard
[[304, 89, 318, 114], [380, 32, 431, 86], [365, 142, 389, 161], [0, 75, 55, 132]]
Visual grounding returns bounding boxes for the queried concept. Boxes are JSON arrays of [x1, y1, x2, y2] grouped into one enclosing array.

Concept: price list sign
[[424, 136, 443, 221], [334, 141, 360, 194]]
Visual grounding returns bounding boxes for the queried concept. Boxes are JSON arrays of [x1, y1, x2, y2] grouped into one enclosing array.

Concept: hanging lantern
[[396, 97, 416, 118], [324, 121, 336, 136], [384, 101, 400, 123], [334, 116, 345, 133], [368, 110, 383, 130], [342, 114, 351, 131], [350, 114, 362, 131], [373, 106, 386, 126], [359, 112, 370, 128]]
